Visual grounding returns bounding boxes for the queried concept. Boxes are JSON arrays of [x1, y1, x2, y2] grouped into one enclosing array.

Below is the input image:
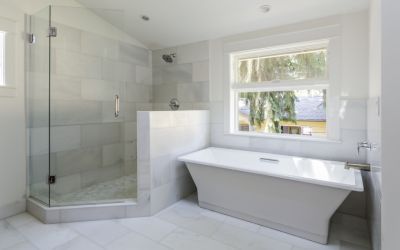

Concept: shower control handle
[[115, 95, 120, 118]]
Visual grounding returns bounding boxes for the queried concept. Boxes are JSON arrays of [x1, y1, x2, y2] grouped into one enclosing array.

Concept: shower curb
[[26, 198, 150, 224]]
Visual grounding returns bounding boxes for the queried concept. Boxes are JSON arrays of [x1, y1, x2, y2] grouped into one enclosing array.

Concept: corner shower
[[27, 5, 151, 207]]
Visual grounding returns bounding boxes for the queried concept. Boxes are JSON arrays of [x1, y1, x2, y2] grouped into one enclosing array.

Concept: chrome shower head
[[162, 53, 176, 63]]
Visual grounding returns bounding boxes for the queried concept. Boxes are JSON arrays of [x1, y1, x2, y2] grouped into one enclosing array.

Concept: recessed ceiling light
[[260, 5, 271, 13], [141, 15, 150, 21]]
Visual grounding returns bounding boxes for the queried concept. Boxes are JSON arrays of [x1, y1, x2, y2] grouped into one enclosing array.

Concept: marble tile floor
[[0, 195, 371, 250]]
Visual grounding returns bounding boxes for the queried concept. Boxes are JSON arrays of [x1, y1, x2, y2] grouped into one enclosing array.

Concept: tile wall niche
[[27, 19, 152, 204]]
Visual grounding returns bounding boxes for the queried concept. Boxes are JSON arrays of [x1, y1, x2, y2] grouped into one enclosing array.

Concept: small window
[[230, 41, 329, 138], [0, 31, 5, 86]]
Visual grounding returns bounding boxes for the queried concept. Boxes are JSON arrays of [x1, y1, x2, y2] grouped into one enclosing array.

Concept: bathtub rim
[[179, 147, 364, 192]]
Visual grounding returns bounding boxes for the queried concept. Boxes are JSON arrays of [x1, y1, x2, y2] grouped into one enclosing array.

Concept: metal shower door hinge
[[48, 27, 57, 37], [48, 175, 56, 185], [27, 33, 35, 44]]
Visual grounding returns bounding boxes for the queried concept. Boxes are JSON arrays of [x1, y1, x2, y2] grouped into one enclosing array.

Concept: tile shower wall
[[137, 111, 210, 215], [152, 41, 210, 110], [28, 20, 152, 202]]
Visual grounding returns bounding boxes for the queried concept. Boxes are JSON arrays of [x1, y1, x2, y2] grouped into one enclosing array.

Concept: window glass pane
[[237, 49, 327, 83], [0, 31, 5, 86], [238, 89, 327, 137]]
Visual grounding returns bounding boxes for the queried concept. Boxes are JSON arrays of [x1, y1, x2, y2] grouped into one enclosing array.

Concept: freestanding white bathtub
[[178, 147, 364, 244]]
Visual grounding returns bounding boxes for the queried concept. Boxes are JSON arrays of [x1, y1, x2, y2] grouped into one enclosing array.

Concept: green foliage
[[238, 49, 327, 83], [241, 91, 297, 133]]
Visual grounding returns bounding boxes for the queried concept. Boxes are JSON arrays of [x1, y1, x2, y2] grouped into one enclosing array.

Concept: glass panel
[[48, 6, 142, 206], [237, 49, 328, 83], [28, 6, 51, 205], [238, 89, 327, 137]]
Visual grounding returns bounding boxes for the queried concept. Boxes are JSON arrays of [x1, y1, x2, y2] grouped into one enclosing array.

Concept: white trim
[[0, 17, 16, 96], [228, 131, 341, 143], [223, 28, 342, 141], [232, 80, 329, 92]]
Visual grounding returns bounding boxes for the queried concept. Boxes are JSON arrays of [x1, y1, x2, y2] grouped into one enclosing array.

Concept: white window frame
[[223, 28, 342, 142], [0, 17, 16, 97]]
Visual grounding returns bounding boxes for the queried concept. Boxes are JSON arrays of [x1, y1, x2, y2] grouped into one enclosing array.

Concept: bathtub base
[[199, 201, 327, 244], [186, 163, 352, 244]]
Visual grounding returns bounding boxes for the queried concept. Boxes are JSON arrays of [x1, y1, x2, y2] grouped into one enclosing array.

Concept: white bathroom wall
[[366, 0, 382, 249], [137, 111, 210, 214], [0, 3, 27, 219], [381, 0, 400, 249]]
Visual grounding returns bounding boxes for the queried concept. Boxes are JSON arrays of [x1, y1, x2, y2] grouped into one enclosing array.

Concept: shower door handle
[[114, 95, 120, 118]]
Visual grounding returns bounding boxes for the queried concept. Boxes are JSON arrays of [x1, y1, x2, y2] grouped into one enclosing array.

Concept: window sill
[[228, 131, 341, 143], [0, 85, 16, 97]]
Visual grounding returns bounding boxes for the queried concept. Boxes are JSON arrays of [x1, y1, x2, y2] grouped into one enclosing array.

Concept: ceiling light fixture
[[141, 15, 150, 21], [260, 5, 271, 13]]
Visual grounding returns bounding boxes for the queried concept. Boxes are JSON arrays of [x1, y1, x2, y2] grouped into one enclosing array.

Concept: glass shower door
[[28, 6, 51, 205], [48, 6, 136, 206]]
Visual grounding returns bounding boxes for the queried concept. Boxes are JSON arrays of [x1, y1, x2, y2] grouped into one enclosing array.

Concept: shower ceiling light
[[260, 5, 271, 13]]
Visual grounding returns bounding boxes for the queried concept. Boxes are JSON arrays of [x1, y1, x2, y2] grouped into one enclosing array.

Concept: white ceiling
[[77, 0, 369, 50]]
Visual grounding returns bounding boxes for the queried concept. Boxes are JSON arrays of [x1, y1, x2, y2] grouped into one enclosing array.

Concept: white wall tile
[[51, 100, 102, 125], [339, 99, 367, 130], [153, 83, 177, 103], [81, 79, 120, 101], [50, 126, 81, 153], [136, 66, 152, 85], [192, 61, 209, 82], [102, 143, 122, 166], [177, 82, 209, 103], [153, 64, 192, 85], [55, 50, 102, 78], [81, 32, 119, 60], [125, 83, 152, 102], [51, 23, 82, 53], [119, 42, 150, 66], [177, 41, 209, 64]]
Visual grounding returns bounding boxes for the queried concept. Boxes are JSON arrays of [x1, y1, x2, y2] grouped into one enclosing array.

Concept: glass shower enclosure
[[27, 5, 149, 206]]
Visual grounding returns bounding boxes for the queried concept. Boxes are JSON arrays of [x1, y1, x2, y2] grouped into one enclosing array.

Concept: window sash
[[231, 79, 329, 92], [232, 86, 328, 136], [230, 40, 330, 86]]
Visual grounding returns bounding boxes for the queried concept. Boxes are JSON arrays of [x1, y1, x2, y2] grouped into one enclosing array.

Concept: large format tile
[[177, 41, 209, 64], [212, 224, 292, 250], [0, 221, 26, 249], [161, 228, 234, 250], [17, 220, 78, 250], [118, 217, 177, 241], [66, 220, 129, 246], [53, 236, 103, 250], [105, 232, 169, 250], [6, 213, 36, 228], [157, 202, 223, 237], [4, 241, 39, 250], [81, 32, 119, 60]]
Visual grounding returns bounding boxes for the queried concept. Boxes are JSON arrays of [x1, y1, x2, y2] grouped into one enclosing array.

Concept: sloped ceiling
[[77, 0, 369, 49]]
